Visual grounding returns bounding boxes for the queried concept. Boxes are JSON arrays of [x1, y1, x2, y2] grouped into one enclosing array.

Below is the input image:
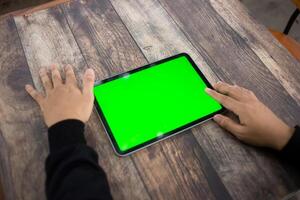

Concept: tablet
[[94, 53, 224, 156]]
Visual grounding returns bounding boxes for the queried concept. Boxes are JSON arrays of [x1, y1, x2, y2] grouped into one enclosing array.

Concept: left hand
[[25, 65, 95, 127]]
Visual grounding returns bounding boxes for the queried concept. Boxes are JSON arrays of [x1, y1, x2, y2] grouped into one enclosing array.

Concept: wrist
[[275, 126, 295, 151], [46, 116, 86, 128], [48, 119, 86, 153]]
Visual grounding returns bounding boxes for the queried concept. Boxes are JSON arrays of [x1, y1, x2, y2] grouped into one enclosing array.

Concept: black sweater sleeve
[[45, 119, 113, 200], [280, 126, 300, 167]]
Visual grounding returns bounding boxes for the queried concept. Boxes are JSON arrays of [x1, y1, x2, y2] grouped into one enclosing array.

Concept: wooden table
[[1, 0, 300, 199]]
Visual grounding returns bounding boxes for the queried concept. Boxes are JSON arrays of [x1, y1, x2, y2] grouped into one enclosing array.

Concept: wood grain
[[0, 16, 47, 200], [158, 0, 300, 198], [111, 0, 300, 199], [157, 0, 300, 127], [0, 179, 3, 200], [61, 0, 216, 199], [209, 0, 300, 105], [14, 6, 149, 200], [0, 0, 298, 199]]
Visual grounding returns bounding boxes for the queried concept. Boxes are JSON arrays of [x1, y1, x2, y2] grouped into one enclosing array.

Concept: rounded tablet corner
[[94, 80, 102, 86], [112, 146, 129, 157], [180, 52, 191, 58]]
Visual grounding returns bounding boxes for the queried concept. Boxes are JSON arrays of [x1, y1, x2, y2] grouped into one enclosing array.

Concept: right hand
[[205, 82, 294, 151]]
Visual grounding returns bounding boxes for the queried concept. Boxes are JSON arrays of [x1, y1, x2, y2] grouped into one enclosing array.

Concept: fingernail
[[213, 114, 222, 123], [86, 68, 94, 74], [205, 88, 212, 93]]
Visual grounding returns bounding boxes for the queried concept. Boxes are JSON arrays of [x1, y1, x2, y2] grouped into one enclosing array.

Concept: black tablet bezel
[[94, 53, 225, 156]]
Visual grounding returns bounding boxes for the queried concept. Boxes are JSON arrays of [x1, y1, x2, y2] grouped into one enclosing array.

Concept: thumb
[[83, 68, 95, 95], [213, 114, 245, 137]]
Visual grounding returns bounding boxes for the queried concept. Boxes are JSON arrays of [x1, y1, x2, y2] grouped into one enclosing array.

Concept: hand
[[25, 65, 95, 127], [205, 82, 294, 151]]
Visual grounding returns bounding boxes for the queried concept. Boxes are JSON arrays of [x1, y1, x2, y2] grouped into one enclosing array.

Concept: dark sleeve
[[280, 126, 300, 167], [45, 119, 113, 200]]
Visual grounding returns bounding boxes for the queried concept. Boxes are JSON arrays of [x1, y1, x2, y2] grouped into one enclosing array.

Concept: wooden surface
[[0, 0, 300, 199]]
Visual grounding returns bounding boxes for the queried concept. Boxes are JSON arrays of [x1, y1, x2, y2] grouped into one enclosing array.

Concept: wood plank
[[110, 0, 300, 199], [0, 179, 3, 200], [157, 0, 300, 129], [61, 0, 217, 199], [209, 0, 300, 105], [0, 16, 47, 200], [14, 7, 149, 200], [158, 0, 300, 197]]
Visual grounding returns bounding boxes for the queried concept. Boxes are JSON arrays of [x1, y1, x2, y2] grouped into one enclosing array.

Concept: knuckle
[[86, 76, 94, 82], [215, 82, 222, 88], [233, 84, 241, 90], [66, 68, 73, 74], [232, 85, 241, 93], [68, 84, 78, 91], [246, 90, 257, 100], [248, 90, 255, 96], [39, 70, 46, 76], [219, 82, 227, 89], [33, 92, 42, 102], [244, 88, 253, 95], [241, 87, 249, 93], [66, 71, 74, 77], [234, 126, 244, 135], [31, 92, 38, 98], [41, 75, 49, 82], [235, 129, 247, 139], [227, 90, 235, 97], [250, 92, 257, 99], [53, 73, 59, 78], [42, 80, 50, 86], [219, 117, 228, 127], [220, 95, 229, 103]]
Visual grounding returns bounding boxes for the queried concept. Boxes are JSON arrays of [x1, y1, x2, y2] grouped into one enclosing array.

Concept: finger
[[65, 64, 77, 86], [50, 64, 63, 87], [39, 68, 53, 92], [83, 68, 95, 95], [213, 82, 242, 100], [240, 87, 258, 101], [213, 114, 245, 137], [205, 88, 241, 114], [25, 84, 43, 104]]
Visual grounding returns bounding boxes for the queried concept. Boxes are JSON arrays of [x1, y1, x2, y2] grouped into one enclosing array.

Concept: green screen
[[94, 55, 222, 153]]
